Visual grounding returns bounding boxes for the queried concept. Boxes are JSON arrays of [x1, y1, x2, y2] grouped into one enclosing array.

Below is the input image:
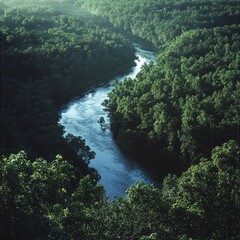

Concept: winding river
[[59, 45, 156, 199]]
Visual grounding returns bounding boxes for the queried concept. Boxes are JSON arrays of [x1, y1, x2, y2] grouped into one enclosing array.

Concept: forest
[[80, 0, 240, 168], [0, 2, 135, 161], [1, 0, 240, 239]]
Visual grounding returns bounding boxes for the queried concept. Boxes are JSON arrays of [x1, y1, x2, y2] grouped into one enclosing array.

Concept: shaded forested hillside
[[1, 4, 135, 161], [77, 0, 239, 50]]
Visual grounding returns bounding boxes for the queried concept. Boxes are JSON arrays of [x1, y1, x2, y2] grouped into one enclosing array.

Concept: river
[[59, 45, 156, 199]]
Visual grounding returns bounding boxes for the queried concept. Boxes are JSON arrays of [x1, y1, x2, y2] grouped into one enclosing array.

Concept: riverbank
[[59, 46, 157, 198]]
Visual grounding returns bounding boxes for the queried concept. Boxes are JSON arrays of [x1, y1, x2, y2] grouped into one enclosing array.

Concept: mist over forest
[[1, 0, 239, 239]]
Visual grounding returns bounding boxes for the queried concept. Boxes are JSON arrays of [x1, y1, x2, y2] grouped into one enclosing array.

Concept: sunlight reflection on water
[[59, 46, 156, 199]]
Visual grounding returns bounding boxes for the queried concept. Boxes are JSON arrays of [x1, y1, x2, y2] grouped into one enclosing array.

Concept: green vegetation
[[1, 0, 239, 239], [77, 0, 239, 50], [1, 5, 135, 160], [1, 141, 239, 239], [81, 0, 240, 168], [104, 25, 240, 167], [0, 151, 105, 239]]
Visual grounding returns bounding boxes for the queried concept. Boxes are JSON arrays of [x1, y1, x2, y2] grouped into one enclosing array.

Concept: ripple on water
[[59, 46, 156, 199]]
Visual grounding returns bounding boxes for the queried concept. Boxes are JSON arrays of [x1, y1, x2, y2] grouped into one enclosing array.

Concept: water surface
[[59, 46, 156, 199]]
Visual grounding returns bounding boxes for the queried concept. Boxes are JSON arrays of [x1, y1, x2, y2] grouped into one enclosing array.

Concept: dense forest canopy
[[0, 4, 135, 160], [1, 0, 240, 239], [77, 0, 239, 50], [79, 0, 240, 168], [1, 141, 240, 239], [104, 25, 240, 167]]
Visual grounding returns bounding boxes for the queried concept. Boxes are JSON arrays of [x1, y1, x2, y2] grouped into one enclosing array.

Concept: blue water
[[59, 46, 156, 199]]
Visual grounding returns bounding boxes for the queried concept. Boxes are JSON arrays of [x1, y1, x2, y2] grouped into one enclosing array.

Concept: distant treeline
[[77, 0, 239, 50]]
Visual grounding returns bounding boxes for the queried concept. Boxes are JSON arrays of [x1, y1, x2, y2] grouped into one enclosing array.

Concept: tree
[[0, 151, 105, 239], [163, 140, 240, 239], [85, 182, 171, 240]]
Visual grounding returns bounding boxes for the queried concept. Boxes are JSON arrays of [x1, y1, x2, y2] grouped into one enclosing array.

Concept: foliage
[[1, 2, 239, 239], [100, 1, 240, 167], [2, 141, 239, 239], [77, 0, 239, 50], [0, 151, 105, 239], [162, 140, 240, 239], [0, 6, 135, 161]]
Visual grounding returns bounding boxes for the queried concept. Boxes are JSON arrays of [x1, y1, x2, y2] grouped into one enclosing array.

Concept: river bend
[[59, 45, 156, 199]]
